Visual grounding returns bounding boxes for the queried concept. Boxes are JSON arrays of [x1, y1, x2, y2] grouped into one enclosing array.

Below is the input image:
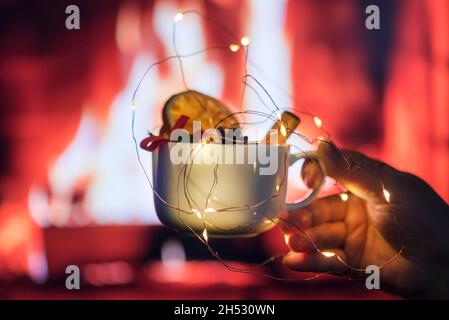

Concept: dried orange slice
[[160, 90, 239, 136]]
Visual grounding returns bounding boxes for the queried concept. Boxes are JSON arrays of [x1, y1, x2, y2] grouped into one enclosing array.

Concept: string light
[[202, 228, 209, 242], [240, 36, 250, 46], [229, 44, 240, 52], [313, 116, 322, 128], [339, 192, 349, 202], [383, 188, 391, 203], [321, 251, 335, 258], [280, 123, 287, 137], [174, 12, 184, 22], [276, 111, 282, 121], [192, 208, 202, 219], [284, 234, 290, 245], [130, 9, 405, 283]]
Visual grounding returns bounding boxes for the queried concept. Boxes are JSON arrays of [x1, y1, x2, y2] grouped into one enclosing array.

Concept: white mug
[[152, 142, 325, 237]]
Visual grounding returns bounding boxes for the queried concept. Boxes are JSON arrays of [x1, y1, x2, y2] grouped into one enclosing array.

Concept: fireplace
[[0, 0, 447, 299]]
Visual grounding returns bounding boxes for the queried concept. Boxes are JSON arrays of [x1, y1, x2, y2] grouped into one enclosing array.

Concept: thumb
[[317, 141, 399, 201]]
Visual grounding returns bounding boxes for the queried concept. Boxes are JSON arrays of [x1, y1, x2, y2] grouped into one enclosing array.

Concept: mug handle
[[285, 150, 326, 211]]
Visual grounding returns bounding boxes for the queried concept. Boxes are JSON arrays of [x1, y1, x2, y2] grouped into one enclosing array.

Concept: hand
[[281, 142, 449, 299]]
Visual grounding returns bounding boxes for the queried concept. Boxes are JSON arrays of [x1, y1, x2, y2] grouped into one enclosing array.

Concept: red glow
[[144, 260, 263, 287], [0, 1, 447, 301], [383, 0, 449, 199]]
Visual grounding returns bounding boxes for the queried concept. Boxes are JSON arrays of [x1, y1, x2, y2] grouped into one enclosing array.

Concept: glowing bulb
[[192, 208, 202, 219], [275, 184, 280, 192], [280, 123, 287, 137], [284, 234, 291, 245], [131, 101, 136, 110], [174, 12, 183, 22], [202, 228, 208, 242], [253, 162, 257, 173], [229, 44, 240, 52], [339, 192, 349, 202], [313, 116, 322, 128], [240, 36, 250, 46], [321, 251, 335, 258], [317, 135, 324, 141], [204, 207, 216, 213], [383, 189, 391, 203]]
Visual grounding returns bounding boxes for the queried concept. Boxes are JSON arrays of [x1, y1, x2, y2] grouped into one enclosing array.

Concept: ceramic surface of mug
[[152, 142, 324, 237]]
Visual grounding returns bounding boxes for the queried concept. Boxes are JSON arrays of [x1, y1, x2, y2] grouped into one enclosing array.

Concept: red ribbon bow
[[140, 115, 189, 152]]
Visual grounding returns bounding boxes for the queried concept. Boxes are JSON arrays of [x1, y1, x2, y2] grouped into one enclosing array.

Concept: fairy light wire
[[130, 9, 405, 282]]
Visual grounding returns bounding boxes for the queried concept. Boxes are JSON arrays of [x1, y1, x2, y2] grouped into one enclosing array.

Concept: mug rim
[[165, 141, 290, 149]]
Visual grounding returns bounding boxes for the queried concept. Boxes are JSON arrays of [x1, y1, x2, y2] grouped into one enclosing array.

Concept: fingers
[[307, 195, 348, 225], [280, 208, 312, 234], [301, 158, 324, 190], [287, 222, 346, 252], [316, 141, 400, 201], [283, 249, 348, 273], [281, 194, 348, 234]]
